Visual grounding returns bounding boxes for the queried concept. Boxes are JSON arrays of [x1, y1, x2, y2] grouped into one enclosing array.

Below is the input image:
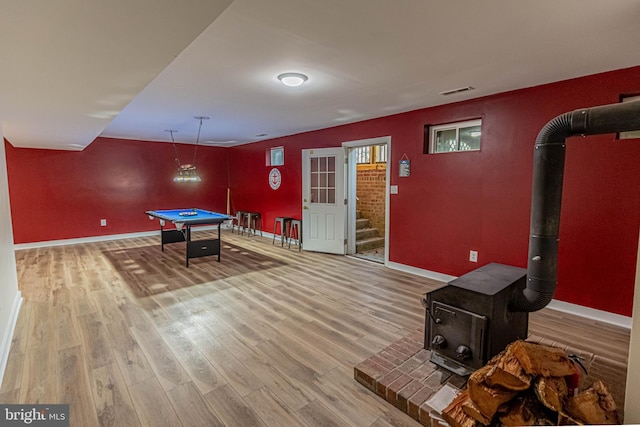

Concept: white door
[[301, 147, 345, 254]]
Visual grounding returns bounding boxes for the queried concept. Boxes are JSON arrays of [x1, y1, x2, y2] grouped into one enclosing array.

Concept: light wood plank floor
[[0, 230, 630, 426]]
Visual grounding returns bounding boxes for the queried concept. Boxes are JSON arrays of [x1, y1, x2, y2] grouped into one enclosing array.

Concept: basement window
[[267, 146, 284, 166], [355, 145, 388, 164], [355, 146, 370, 164], [427, 119, 482, 153]]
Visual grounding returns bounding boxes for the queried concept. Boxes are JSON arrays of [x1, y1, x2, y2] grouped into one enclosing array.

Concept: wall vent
[[439, 86, 475, 96]]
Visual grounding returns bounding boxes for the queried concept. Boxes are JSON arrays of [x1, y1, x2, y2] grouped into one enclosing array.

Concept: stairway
[[355, 211, 385, 253]]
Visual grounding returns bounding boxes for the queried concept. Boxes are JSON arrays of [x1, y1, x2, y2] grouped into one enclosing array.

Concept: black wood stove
[[423, 263, 528, 376]]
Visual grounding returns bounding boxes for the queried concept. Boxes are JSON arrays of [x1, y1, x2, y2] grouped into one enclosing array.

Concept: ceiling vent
[[439, 86, 475, 96]]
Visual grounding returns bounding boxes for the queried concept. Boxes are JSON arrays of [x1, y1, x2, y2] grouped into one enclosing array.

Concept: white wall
[[625, 231, 640, 422], [0, 128, 22, 385]]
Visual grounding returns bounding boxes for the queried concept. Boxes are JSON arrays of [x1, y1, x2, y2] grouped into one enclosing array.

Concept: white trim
[[14, 225, 221, 250], [15, 231, 157, 250], [383, 138, 391, 266], [342, 136, 391, 148], [386, 261, 457, 283], [546, 299, 631, 329], [624, 226, 640, 421], [0, 290, 23, 387], [342, 135, 391, 265], [386, 261, 632, 329]]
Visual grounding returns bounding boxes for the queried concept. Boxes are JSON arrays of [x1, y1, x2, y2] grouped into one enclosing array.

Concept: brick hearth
[[354, 330, 628, 425], [354, 329, 466, 426]]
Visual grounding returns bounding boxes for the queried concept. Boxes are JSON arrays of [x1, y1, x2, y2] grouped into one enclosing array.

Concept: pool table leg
[[218, 224, 221, 262], [186, 225, 191, 267]]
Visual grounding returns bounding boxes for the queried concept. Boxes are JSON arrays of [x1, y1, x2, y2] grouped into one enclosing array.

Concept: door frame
[[342, 136, 391, 264]]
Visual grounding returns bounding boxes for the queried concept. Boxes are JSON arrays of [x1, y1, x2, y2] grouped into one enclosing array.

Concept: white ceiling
[[2, 0, 640, 150]]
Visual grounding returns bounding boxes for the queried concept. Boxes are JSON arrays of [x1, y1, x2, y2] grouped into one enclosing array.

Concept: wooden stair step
[[356, 227, 380, 240], [356, 236, 385, 252]]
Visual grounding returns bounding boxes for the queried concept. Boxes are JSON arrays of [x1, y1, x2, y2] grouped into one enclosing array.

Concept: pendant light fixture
[[168, 116, 209, 183]]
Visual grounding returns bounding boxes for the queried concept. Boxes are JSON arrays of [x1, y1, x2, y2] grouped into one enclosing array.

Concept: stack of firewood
[[442, 340, 619, 426]]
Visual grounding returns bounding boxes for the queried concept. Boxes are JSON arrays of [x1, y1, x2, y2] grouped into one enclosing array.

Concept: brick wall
[[356, 164, 386, 236]]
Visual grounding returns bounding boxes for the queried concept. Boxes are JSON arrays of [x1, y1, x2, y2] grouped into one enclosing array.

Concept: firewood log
[[510, 340, 576, 377], [565, 380, 619, 425], [500, 393, 556, 426], [461, 395, 492, 425], [442, 390, 481, 427], [485, 343, 532, 391], [467, 363, 518, 420], [533, 375, 568, 412]]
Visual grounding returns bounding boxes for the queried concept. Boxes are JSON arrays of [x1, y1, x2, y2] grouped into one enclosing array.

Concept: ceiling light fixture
[[277, 72, 308, 87], [168, 116, 209, 183]]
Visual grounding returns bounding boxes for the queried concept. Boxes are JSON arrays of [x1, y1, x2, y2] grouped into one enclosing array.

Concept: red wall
[[5, 67, 640, 315], [227, 66, 640, 316], [6, 137, 229, 243]]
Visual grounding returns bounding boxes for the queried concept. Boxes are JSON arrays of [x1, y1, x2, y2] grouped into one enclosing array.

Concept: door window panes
[[310, 155, 336, 204]]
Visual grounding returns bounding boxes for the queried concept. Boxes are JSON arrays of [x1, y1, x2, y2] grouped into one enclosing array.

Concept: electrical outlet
[[469, 250, 478, 262], [100, 219, 107, 227]]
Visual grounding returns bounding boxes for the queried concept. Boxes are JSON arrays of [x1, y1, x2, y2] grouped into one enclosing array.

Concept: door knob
[[303, 206, 309, 210]]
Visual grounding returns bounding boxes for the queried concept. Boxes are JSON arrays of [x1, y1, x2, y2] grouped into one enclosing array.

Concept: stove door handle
[[434, 307, 456, 318]]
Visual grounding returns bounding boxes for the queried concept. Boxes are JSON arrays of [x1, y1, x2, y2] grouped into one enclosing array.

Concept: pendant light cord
[[192, 116, 205, 166], [167, 130, 182, 168]]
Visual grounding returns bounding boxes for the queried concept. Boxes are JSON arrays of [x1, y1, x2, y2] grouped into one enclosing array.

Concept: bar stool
[[273, 217, 292, 246], [288, 219, 302, 251], [247, 212, 263, 236], [232, 211, 248, 234]]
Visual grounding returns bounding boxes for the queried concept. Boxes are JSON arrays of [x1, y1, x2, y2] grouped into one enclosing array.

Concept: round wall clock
[[269, 168, 282, 190]]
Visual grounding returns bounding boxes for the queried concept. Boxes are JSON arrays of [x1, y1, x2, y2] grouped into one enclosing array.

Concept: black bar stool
[[288, 219, 302, 251], [273, 217, 292, 246]]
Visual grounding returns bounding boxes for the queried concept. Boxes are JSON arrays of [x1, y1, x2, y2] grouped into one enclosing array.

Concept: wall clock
[[269, 168, 281, 190]]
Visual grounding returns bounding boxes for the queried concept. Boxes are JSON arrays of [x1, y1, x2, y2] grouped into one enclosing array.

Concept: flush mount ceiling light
[[277, 72, 308, 87], [168, 116, 209, 183]]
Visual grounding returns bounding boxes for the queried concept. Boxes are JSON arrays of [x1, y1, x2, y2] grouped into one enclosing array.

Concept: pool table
[[146, 208, 232, 266]]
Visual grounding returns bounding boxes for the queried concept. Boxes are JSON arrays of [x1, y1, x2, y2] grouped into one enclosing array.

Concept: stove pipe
[[512, 100, 640, 312]]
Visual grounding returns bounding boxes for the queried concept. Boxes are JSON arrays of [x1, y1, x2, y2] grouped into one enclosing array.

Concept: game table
[[146, 208, 232, 266]]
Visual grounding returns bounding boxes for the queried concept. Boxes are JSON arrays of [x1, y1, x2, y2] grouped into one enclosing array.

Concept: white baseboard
[[386, 261, 457, 283], [0, 290, 23, 387], [385, 261, 632, 329], [546, 299, 632, 329], [12, 221, 288, 251], [13, 225, 224, 251], [14, 230, 158, 250]]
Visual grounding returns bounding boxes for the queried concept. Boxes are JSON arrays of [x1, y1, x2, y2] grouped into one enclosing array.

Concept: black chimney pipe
[[512, 100, 640, 312]]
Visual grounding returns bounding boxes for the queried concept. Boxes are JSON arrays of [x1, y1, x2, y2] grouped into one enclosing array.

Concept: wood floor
[[0, 230, 631, 427]]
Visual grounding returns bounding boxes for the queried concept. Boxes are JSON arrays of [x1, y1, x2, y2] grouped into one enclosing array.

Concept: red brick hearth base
[[354, 329, 466, 426], [355, 330, 628, 425]]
